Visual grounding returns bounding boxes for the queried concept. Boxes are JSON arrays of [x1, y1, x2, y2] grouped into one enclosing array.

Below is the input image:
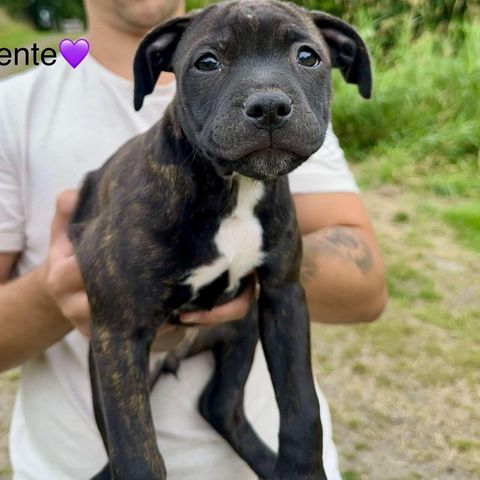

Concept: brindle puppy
[[69, 1, 372, 479]]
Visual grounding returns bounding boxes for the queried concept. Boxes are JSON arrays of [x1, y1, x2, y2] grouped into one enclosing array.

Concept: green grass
[[387, 261, 441, 306], [443, 203, 480, 252], [414, 305, 480, 343], [392, 211, 410, 223], [342, 471, 362, 480], [449, 438, 480, 453]]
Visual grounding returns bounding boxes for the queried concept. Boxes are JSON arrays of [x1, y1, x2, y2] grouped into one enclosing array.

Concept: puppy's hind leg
[[198, 302, 277, 479]]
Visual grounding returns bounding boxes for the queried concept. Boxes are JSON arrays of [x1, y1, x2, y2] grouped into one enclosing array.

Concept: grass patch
[[346, 417, 363, 431], [342, 471, 362, 480], [449, 438, 480, 453], [354, 441, 369, 452], [387, 262, 441, 305], [455, 346, 480, 371], [414, 305, 480, 343], [443, 203, 480, 253], [375, 373, 393, 387], [367, 322, 417, 357], [392, 211, 410, 223], [351, 362, 368, 375]]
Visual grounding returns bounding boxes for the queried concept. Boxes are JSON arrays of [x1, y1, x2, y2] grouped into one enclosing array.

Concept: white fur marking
[[185, 176, 265, 294], [185, 257, 230, 294]]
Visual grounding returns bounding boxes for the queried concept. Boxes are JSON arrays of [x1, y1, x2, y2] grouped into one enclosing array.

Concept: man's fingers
[[44, 189, 90, 336], [46, 255, 85, 297], [50, 190, 78, 261], [180, 278, 256, 325], [59, 291, 91, 336], [50, 189, 78, 241]]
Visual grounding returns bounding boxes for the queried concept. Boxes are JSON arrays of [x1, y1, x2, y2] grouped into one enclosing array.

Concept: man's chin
[[225, 149, 308, 181]]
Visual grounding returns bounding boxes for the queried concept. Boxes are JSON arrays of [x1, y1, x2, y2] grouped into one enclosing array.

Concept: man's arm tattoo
[[301, 226, 374, 282]]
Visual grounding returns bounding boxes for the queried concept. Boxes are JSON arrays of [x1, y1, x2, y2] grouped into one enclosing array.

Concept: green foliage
[[188, 1, 478, 43], [332, 18, 480, 198], [0, 0, 85, 23], [187, 0, 219, 9], [296, 1, 473, 32]]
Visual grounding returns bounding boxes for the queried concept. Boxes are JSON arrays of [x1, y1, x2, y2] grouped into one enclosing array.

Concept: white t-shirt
[[0, 56, 358, 480]]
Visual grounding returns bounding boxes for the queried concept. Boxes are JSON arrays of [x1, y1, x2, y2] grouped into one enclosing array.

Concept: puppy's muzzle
[[244, 91, 293, 132]]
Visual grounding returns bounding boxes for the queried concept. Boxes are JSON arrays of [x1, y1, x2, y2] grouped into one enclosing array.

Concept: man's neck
[[86, 4, 185, 84]]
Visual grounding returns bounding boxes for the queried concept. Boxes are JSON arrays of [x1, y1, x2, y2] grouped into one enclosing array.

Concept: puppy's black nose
[[244, 92, 292, 131]]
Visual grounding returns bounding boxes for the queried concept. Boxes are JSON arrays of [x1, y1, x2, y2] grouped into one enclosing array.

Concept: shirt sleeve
[[288, 123, 359, 194], [0, 93, 25, 252]]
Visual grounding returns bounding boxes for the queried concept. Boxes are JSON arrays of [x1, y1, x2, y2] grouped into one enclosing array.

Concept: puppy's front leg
[[88, 322, 165, 480], [258, 279, 327, 480]]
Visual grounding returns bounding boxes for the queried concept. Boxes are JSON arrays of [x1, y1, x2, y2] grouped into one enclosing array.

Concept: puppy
[[69, 1, 372, 479]]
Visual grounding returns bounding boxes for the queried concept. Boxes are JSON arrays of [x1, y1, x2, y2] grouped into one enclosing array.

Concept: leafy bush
[[331, 17, 480, 197], [188, 0, 478, 45]]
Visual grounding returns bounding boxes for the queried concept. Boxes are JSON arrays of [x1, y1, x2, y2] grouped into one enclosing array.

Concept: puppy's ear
[[133, 13, 196, 111], [310, 12, 372, 99]]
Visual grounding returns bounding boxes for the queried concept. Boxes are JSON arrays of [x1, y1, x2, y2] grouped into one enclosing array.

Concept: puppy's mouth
[[217, 147, 307, 181]]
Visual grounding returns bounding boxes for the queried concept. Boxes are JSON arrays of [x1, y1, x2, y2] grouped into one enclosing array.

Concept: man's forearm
[[0, 266, 72, 372], [301, 226, 387, 324]]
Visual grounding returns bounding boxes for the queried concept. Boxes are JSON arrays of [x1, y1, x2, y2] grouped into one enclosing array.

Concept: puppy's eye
[[298, 47, 321, 67], [195, 54, 222, 72]]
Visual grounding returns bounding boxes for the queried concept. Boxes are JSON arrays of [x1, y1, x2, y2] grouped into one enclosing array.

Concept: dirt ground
[[312, 187, 480, 480], [0, 187, 479, 479]]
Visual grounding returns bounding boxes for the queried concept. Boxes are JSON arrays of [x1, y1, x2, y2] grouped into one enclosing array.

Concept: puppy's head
[[134, 0, 372, 180]]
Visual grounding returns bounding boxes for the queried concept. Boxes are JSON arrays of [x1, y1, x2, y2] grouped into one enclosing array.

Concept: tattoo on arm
[[301, 226, 374, 283]]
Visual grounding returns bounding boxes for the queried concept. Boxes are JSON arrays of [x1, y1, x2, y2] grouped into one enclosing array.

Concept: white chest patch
[[185, 176, 265, 294]]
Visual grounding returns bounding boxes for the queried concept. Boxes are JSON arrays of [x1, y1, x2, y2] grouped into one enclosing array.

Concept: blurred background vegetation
[[3, 0, 476, 224], [0, 1, 479, 479], [0, 0, 85, 29]]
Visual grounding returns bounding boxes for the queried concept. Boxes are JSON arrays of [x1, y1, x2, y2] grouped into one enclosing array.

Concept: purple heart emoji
[[59, 38, 90, 69]]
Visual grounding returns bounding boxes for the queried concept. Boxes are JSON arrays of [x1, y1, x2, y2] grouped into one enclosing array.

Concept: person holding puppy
[[0, 1, 387, 479]]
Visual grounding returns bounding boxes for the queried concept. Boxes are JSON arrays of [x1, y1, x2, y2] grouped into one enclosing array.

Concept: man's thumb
[[50, 190, 78, 256]]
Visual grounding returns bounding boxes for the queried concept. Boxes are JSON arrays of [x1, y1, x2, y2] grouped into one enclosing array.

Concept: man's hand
[[180, 278, 256, 325], [41, 190, 255, 349], [41, 190, 90, 335]]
